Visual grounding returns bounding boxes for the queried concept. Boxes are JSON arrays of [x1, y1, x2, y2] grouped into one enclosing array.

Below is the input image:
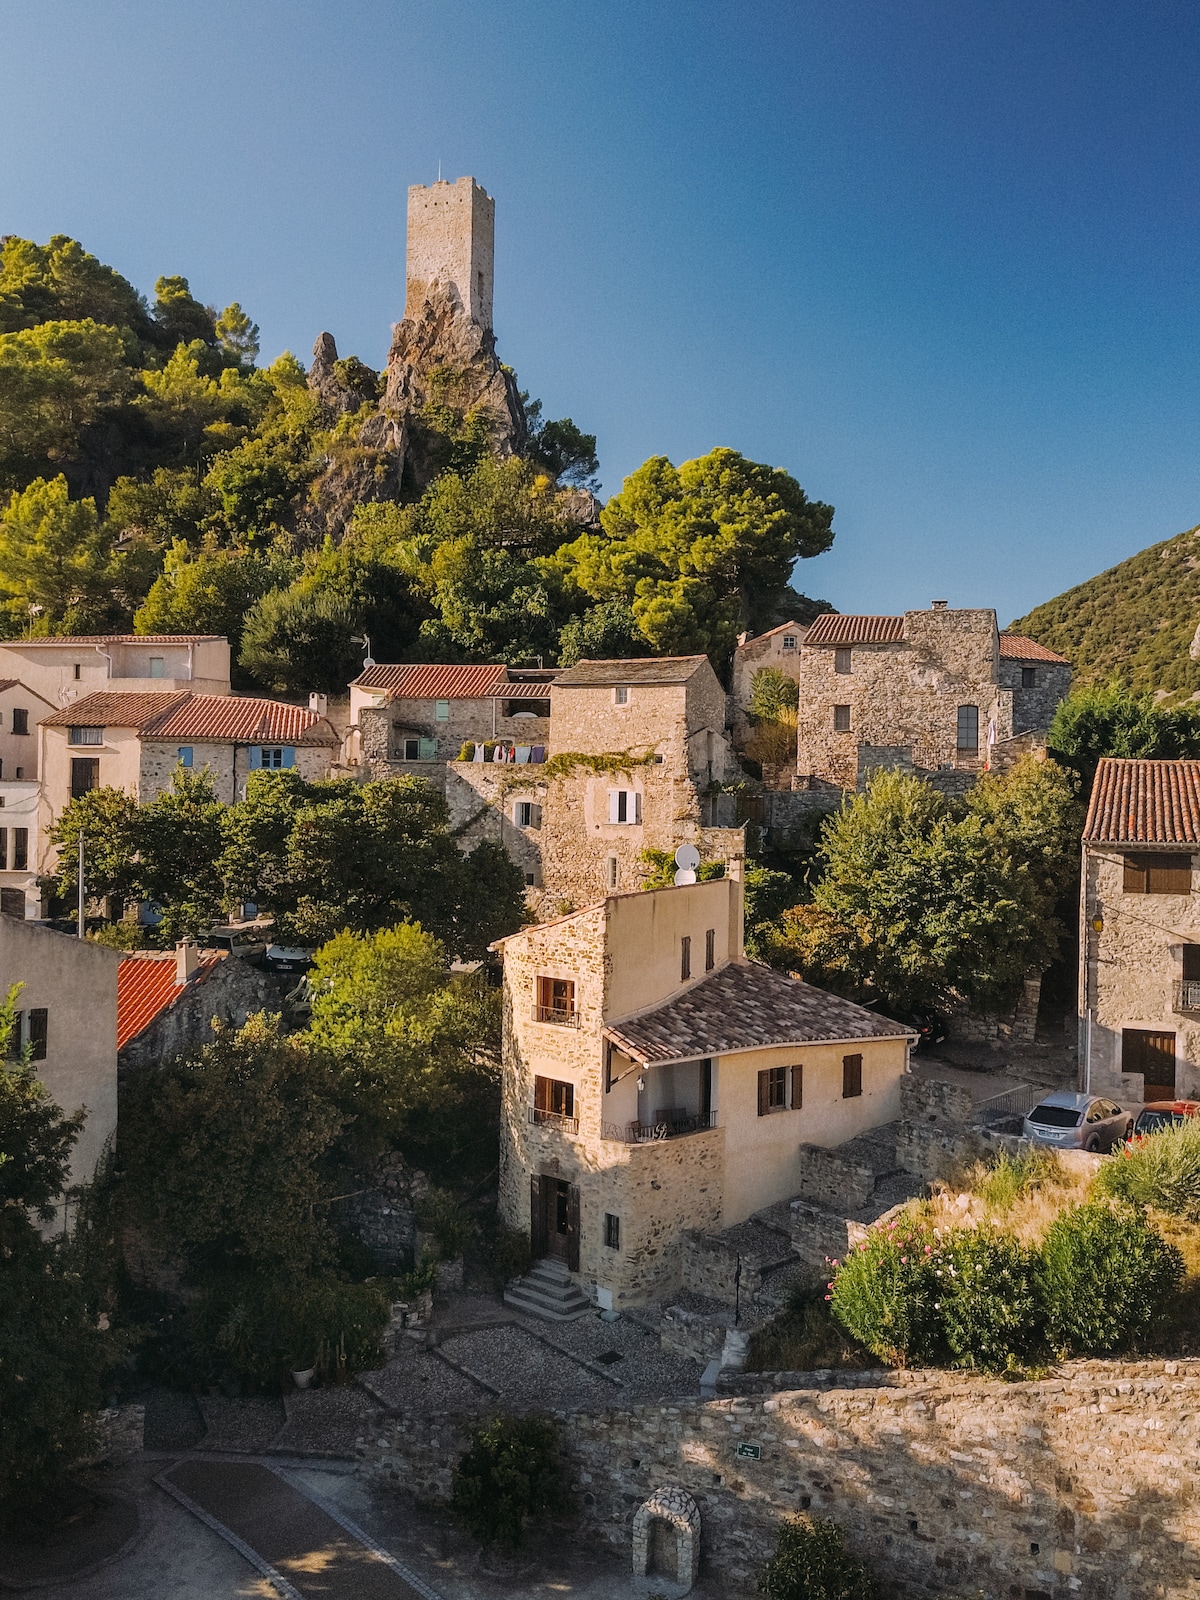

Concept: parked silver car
[[1023, 1091, 1133, 1153]]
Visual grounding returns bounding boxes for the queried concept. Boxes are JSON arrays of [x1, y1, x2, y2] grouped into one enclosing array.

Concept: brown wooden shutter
[[530, 1175, 548, 1259], [791, 1063, 803, 1110], [757, 1070, 770, 1116], [1149, 855, 1193, 894], [567, 1183, 581, 1272], [842, 1054, 863, 1098]]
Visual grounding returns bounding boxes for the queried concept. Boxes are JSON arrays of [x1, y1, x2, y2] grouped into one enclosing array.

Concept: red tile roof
[[7, 634, 223, 645], [803, 614, 906, 647], [355, 663, 510, 699], [496, 680, 555, 700], [604, 960, 916, 1065], [41, 692, 338, 745], [999, 634, 1070, 664], [1084, 759, 1200, 844], [117, 950, 225, 1050]]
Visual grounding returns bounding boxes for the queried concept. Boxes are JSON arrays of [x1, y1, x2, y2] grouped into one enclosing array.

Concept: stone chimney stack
[[175, 939, 199, 986]]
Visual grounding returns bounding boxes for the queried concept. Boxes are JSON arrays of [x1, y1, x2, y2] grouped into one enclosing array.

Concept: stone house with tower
[[1080, 758, 1200, 1105], [494, 868, 913, 1309], [793, 603, 1071, 791]]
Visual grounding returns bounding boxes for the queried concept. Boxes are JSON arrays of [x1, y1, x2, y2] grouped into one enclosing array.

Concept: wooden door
[[1122, 1029, 1177, 1101]]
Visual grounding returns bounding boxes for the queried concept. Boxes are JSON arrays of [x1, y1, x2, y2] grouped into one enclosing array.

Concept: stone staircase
[[503, 1258, 593, 1322]]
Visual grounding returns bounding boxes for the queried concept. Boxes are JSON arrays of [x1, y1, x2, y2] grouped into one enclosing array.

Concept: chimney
[[727, 856, 745, 963], [309, 692, 329, 716], [175, 939, 199, 986], [931, 599, 948, 610]]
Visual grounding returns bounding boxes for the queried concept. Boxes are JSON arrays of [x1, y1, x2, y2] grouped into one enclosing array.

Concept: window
[[791, 1063, 803, 1109], [535, 975, 576, 1024], [434, 699, 450, 721], [12, 829, 27, 871], [69, 726, 102, 746], [534, 1075, 575, 1118], [833, 704, 851, 733], [1021, 666, 1036, 689], [0, 828, 6, 868], [515, 800, 541, 828], [956, 705, 979, 754], [834, 647, 852, 675], [1124, 853, 1193, 894], [604, 1213, 621, 1250], [705, 928, 715, 971], [72, 663, 81, 680], [614, 685, 629, 705], [403, 738, 420, 760], [250, 746, 295, 771], [757, 1065, 788, 1115], [781, 634, 797, 651], [13, 768, 19, 780], [608, 789, 642, 824], [27, 1008, 47, 1061], [843, 1053, 863, 1098], [10, 708, 27, 736], [70, 758, 99, 799], [504, 698, 550, 719], [681, 935, 691, 980], [177, 747, 193, 768], [148, 656, 165, 678], [606, 856, 619, 890]]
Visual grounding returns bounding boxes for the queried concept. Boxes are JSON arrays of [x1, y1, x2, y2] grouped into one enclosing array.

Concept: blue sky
[[3, 0, 1200, 622]]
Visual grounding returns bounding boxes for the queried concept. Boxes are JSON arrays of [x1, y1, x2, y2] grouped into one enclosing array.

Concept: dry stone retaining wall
[[358, 1359, 1200, 1598]]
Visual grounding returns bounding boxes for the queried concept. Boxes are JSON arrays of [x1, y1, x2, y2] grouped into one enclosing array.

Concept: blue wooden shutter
[[281, 747, 295, 768], [247, 746, 262, 769]]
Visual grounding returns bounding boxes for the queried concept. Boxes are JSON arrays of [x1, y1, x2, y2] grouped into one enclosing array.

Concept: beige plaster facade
[[0, 635, 231, 709], [496, 872, 911, 1306], [405, 177, 494, 330], [0, 917, 120, 1206]]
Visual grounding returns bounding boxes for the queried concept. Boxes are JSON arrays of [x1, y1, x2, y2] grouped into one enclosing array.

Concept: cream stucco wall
[[0, 919, 120, 1203], [0, 638, 230, 709]]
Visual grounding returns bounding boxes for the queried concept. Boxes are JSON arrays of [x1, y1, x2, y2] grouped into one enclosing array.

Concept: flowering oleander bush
[[1037, 1201, 1183, 1357], [941, 1228, 1043, 1372], [827, 1219, 947, 1366]]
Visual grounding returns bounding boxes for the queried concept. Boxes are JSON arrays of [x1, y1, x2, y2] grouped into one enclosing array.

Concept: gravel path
[[195, 1396, 286, 1452], [360, 1338, 497, 1413], [439, 1324, 617, 1411]]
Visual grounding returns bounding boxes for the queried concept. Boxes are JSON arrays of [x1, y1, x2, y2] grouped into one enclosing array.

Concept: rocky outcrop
[[301, 333, 405, 541]]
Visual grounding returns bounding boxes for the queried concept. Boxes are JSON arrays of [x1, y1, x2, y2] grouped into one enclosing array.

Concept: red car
[[1133, 1101, 1200, 1137]]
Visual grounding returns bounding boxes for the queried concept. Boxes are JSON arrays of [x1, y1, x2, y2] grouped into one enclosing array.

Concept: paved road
[[159, 1460, 442, 1600]]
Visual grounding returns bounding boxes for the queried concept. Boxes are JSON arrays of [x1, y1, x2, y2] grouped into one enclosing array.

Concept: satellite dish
[[674, 843, 701, 871], [673, 867, 697, 887]]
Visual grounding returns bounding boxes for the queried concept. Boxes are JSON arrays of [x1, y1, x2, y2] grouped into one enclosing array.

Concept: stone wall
[[680, 1231, 764, 1307], [333, 1150, 430, 1268], [792, 1143, 876, 1213], [998, 656, 1073, 737], [117, 957, 280, 1076], [358, 1359, 1200, 1598]]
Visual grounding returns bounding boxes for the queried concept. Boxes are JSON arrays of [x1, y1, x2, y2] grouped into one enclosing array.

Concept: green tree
[[451, 1416, 570, 1548], [521, 394, 599, 489], [0, 474, 115, 632], [1048, 680, 1200, 789], [749, 665, 800, 720], [0, 986, 117, 1519], [556, 448, 834, 662], [557, 598, 646, 664], [151, 275, 217, 350], [0, 319, 131, 488], [135, 768, 228, 940], [0, 235, 151, 340], [757, 1514, 879, 1600], [45, 786, 142, 909], [134, 540, 296, 666], [214, 302, 260, 369]]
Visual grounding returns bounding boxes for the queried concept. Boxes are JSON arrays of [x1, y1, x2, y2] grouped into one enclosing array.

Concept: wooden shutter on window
[[1184, 946, 1200, 982], [791, 1064, 803, 1110], [757, 1070, 770, 1116], [247, 746, 262, 769], [530, 1175, 548, 1259], [843, 1053, 863, 1098], [567, 1183, 581, 1272], [1149, 855, 1193, 893]]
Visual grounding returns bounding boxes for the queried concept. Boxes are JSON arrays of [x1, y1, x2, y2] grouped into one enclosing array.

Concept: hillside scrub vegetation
[[0, 234, 834, 684]]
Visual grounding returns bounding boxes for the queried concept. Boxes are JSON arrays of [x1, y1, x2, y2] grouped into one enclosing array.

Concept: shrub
[[190, 1274, 391, 1387], [974, 1147, 1056, 1213], [746, 1277, 871, 1374], [941, 1228, 1043, 1372], [828, 1218, 946, 1366], [418, 1187, 475, 1261], [488, 1223, 532, 1287], [749, 666, 800, 721], [451, 1414, 570, 1547], [757, 1514, 879, 1599], [1096, 1117, 1200, 1220], [1037, 1202, 1183, 1356]]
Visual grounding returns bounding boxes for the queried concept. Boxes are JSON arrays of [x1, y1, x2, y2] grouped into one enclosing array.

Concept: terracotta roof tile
[[604, 961, 916, 1065], [354, 663, 510, 699], [1084, 759, 1200, 844], [803, 614, 905, 647], [41, 692, 338, 745], [117, 950, 225, 1050], [41, 692, 188, 728], [7, 634, 223, 645], [552, 656, 708, 687], [495, 680, 555, 700], [999, 634, 1070, 664]]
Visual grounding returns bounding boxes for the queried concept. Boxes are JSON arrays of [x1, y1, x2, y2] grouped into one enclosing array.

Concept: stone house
[[36, 692, 339, 867], [116, 942, 280, 1076], [794, 603, 1071, 790], [495, 868, 914, 1307], [730, 619, 807, 742], [350, 662, 557, 780], [0, 916, 121, 1211], [448, 655, 745, 912], [1080, 758, 1200, 1103]]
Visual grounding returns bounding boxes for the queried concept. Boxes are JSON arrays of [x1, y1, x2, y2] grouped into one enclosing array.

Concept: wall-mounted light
[[1091, 917, 1104, 933], [636, 1076, 646, 1092]]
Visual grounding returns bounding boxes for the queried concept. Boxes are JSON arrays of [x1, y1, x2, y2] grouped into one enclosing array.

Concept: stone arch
[[631, 1484, 701, 1596]]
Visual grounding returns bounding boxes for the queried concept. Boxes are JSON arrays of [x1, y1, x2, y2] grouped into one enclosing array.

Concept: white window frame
[[613, 686, 630, 706], [607, 788, 642, 825], [781, 634, 797, 651], [262, 746, 286, 769]]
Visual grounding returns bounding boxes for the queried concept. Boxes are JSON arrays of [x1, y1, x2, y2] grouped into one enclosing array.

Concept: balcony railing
[[1175, 980, 1200, 1013], [601, 1111, 718, 1144], [528, 1106, 579, 1134], [531, 1005, 579, 1027]]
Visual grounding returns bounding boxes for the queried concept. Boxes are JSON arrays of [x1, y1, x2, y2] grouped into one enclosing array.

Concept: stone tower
[[404, 176, 494, 331]]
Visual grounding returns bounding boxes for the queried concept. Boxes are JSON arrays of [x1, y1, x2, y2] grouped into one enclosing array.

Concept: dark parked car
[[1023, 1092, 1133, 1153], [882, 1007, 946, 1052], [262, 944, 315, 975], [1133, 1100, 1200, 1137]]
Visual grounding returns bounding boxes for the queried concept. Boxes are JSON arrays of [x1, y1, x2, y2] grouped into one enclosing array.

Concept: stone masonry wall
[[358, 1359, 1200, 1598], [117, 956, 279, 1076], [791, 1143, 876, 1212]]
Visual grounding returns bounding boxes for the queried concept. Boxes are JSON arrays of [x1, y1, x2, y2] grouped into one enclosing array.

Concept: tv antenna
[[351, 634, 376, 669]]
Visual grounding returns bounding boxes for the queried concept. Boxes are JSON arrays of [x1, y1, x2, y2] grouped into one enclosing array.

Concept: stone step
[[503, 1261, 593, 1323]]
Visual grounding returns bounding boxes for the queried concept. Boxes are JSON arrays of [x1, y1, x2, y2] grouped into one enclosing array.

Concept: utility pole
[[77, 830, 85, 939]]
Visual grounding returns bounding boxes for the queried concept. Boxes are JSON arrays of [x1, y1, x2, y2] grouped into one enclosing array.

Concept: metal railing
[[974, 1083, 1042, 1124], [531, 1005, 579, 1027], [528, 1107, 579, 1134], [601, 1111, 718, 1144], [1175, 980, 1200, 1013]]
